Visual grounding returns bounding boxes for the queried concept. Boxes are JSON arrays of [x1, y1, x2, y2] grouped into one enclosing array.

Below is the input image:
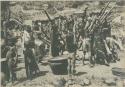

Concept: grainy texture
[[1, 1, 125, 87]]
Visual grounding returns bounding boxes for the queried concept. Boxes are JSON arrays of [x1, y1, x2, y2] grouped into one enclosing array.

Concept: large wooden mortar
[[48, 55, 68, 75]]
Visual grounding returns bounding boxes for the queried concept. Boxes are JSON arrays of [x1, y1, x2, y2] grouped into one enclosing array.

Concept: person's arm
[[14, 46, 18, 64], [6, 51, 10, 61], [113, 39, 123, 50], [103, 40, 112, 55], [78, 40, 83, 49]]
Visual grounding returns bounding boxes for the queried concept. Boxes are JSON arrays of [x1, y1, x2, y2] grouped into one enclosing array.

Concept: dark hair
[[112, 35, 116, 39], [26, 25, 31, 33]]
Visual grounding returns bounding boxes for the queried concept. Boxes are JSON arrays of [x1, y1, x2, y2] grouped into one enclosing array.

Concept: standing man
[[89, 32, 96, 67], [51, 20, 60, 57], [66, 29, 77, 84]]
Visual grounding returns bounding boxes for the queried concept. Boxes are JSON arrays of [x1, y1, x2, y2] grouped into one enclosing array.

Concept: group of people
[[1, 6, 124, 85], [1, 25, 44, 84]]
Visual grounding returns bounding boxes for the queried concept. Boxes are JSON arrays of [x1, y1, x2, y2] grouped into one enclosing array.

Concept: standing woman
[[24, 43, 33, 80], [24, 41, 40, 80], [23, 26, 40, 79], [6, 39, 17, 83]]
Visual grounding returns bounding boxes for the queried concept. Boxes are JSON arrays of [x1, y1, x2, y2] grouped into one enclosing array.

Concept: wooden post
[[49, 25, 52, 58], [4, 1, 10, 45], [43, 10, 53, 57], [73, 20, 76, 44]]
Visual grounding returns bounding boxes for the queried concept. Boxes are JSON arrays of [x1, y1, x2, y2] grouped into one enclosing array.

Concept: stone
[[45, 84, 55, 87], [83, 78, 91, 85], [104, 78, 116, 86], [71, 84, 82, 87]]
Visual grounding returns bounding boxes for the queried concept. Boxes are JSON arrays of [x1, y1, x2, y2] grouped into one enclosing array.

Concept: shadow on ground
[[74, 72, 87, 76], [13, 71, 49, 86]]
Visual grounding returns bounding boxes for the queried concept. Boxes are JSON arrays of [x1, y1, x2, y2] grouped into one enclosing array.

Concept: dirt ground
[[5, 49, 125, 87]]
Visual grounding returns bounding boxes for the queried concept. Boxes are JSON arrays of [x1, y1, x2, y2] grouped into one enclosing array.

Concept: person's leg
[[11, 70, 15, 83], [72, 52, 76, 74], [69, 53, 76, 85], [9, 68, 14, 83], [27, 64, 33, 80], [11, 66, 17, 82], [89, 55, 95, 67], [13, 72, 17, 81], [68, 57, 72, 80], [104, 54, 110, 66], [95, 52, 100, 64], [5, 62, 10, 82], [28, 65, 33, 80], [25, 64, 29, 79], [34, 60, 40, 74], [67, 57, 74, 85], [113, 50, 120, 61], [90, 49, 95, 66], [82, 51, 86, 65], [7, 61, 12, 82], [107, 54, 113, 63]]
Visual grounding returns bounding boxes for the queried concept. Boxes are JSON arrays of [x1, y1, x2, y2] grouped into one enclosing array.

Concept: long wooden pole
[[99, 2, 111, 20], [5, 1, 10, 45]]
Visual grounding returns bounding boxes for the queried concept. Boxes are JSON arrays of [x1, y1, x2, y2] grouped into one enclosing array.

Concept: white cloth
[[35, 39, 43, 46], [23, 30, 30, 42]]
